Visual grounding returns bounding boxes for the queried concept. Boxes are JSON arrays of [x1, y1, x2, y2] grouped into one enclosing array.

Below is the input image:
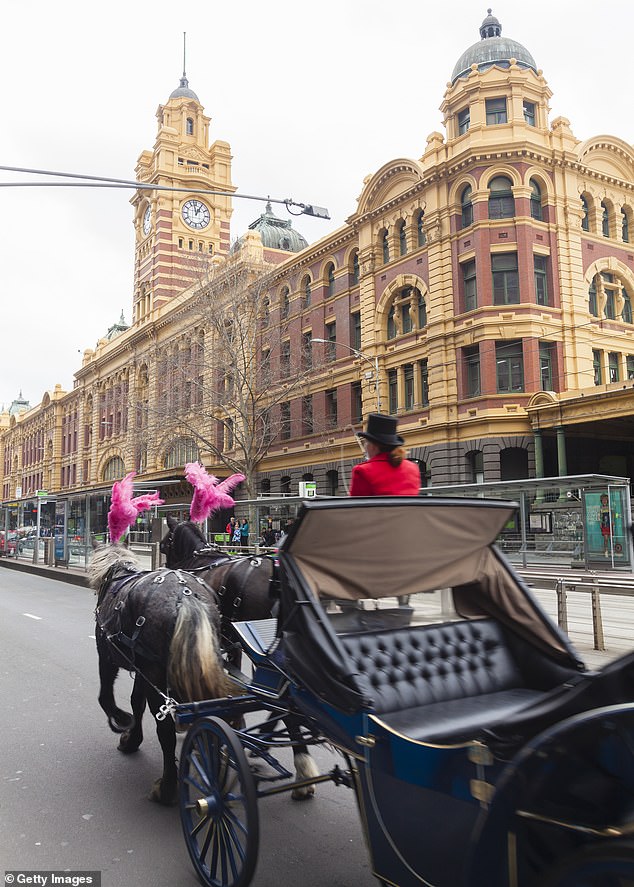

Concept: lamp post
[[311, 338, 381, 412]]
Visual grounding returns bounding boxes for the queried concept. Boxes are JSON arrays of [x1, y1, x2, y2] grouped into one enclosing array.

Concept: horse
[[159, 516, 319, 799], [89, 543, 233, 806]]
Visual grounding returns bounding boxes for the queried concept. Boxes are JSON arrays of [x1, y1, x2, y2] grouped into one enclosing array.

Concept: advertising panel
[[582, 488, 631, 565], [55, 500, 67, 563]]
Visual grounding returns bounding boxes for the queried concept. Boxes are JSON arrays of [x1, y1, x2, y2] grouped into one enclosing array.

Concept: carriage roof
[[278, 497, 579, 661]]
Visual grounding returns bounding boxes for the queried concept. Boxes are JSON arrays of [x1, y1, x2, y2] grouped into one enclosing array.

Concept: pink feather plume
[[185, 462, 245, 523], [108, 471, 165, 543]]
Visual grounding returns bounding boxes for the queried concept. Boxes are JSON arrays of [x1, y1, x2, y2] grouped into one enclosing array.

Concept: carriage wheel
[[179, 717, 259, 887], [539, 839, 634, 886]]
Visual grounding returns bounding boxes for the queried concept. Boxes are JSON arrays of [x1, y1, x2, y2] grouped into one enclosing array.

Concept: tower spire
[[182, 31, 187, 79]]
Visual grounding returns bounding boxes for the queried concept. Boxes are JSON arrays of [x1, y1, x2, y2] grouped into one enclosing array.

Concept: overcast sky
[[1, 0, 633, 411]]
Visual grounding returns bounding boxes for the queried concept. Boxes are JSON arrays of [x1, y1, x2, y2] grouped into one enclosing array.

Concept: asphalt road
[[0, 568, 374, 886]]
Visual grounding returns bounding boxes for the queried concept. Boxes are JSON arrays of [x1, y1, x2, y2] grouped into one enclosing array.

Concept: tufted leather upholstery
[[340, 619, 549, 743]]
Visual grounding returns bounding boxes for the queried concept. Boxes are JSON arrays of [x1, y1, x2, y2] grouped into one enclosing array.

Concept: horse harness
[[96, 566, 219, 670], [193, 549, 271, 619]]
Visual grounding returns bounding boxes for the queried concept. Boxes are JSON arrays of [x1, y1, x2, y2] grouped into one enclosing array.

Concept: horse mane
[[171, 521, 212, 562], [88, 543, 143, 592]]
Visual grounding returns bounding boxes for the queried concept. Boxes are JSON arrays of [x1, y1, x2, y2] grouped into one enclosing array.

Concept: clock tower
[[131, 71, 236, 323]]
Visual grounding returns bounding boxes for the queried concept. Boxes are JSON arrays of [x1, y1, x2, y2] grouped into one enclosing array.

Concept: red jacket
[[349, 453, 420, 497]]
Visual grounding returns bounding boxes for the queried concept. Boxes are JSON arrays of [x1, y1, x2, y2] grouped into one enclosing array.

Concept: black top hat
[[357, 413, 404, 447]]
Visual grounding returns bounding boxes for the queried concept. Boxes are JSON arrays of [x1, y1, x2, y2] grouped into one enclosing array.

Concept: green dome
[[247, 203, 308, 252], [451, 9, 537, 83]]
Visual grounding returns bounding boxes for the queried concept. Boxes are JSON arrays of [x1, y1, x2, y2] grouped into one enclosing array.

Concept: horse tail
[[167, 595, 233, 702]]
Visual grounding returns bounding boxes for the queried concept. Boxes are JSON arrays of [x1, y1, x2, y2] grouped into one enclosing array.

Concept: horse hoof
[[107, 711, 135, 734], [149, 778, 177, 806], [118, 731, 142, 754], [291, 785, 315, 801]]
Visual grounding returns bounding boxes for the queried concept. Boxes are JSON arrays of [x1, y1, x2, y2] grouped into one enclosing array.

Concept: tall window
[[388, 369, 398, 414], [280, 402, 291, 439], [523, 100, 536, 126], [325, 389, 338, 428], [416, 211, 426, 246], [326, 470, 339, 496], [326, 263, 336, 297], [467, 450, 484, 484], [496, 341, 524, 392], [186, 117, 194, 135], [530, 179, 543, 220], [398, 221, 407, 256], [351, 251, 360, 285], [601, 202, 610, 237], [400, 299, 413, 334], [302, 395, 313, 434], [458, 107, 470, 134], [419, 359, 429, 406], [534, 254, 549, 306], [461, 186, 473, 228], [622, 209, 630, 243], [281, 286, 290, 318], [592, 349, 603, 385], [464, 346, 480, 397], [486, 97, 507, 125], [281, 340, 291, 374], [281, 475, 291, 495], [488, 176, 515, 219], [301, 331, 312, 369], [608, 352, 620, 383], [302, 275, 311, 308], [387, 305, 397, 340], [539, 342, 555, 391], [492, 253, 519, 304], [351, 381, 363, 424], [404, 364, 414, 411], [417, 291, 427, 328], [462, 259, 477, 311], [622, 290, 633, 324], [351, 312, 361, 350], [325, 321, 337, 360], [581, 195, 590, 232], [381, 230, 390, 264], [627, 355, 634, 380]]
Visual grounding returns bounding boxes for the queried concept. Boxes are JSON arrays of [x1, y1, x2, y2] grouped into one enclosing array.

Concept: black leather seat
[[339, 619, 563, 743]]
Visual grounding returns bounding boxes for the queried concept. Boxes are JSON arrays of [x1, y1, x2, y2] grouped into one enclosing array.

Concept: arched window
[[381, 229, 389, 264], [622, 208, 630, 243], [261, 297, 270, 326], [326, 263, 335, 297], [259, 479, 271, 496], [302, 275, 311, 307], [601, 201, 610, 237], [186, 117, 194, 135], [488, 176, 515, 219], [398, 221, 407, 256], [416, 211, 426, 246], [281, 476, 291, 495], [466, 450, 484, 484], [530, 179, 543, 221], [103, 455, 126, 482], [164, 437, 200, 469], [581, 195, 590, 231], [500, 447, 529, 481], [461, 186, 473, 228]]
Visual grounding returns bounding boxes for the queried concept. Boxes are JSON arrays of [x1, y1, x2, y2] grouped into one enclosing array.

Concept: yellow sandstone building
[[2, 10, 633, 543]]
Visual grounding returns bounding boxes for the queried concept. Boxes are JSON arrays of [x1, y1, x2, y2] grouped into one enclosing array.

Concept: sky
[[1, 0, 633, 411]]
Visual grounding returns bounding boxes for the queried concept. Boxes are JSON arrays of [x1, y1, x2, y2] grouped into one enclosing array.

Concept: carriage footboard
[[340, 618, 576, 744]]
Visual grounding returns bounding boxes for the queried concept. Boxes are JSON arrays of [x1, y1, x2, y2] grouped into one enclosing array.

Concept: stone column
[[556, 426, 568, 476], [534, 429, 544, 478]]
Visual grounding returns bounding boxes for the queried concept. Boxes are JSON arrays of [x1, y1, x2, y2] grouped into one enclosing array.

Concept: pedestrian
[[349, 413, 420, 497], [226, 516, 236, 543], [232, 520, 242, 546], [240, 518, 249, 548]]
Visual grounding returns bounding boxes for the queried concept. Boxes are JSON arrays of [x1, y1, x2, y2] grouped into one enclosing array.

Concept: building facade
[[2, 10, 633, 541]]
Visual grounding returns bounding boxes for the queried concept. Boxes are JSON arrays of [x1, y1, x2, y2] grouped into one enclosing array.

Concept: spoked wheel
[[539, 840, 634, 887], [179, 717, 259, 887]]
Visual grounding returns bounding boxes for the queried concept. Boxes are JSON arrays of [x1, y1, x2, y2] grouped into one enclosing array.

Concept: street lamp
[[311, 338, 381, 412]]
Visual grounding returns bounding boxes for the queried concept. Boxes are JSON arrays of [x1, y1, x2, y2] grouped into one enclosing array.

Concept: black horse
[[89, 544, 232, 806], [160, 516, 319, 798]]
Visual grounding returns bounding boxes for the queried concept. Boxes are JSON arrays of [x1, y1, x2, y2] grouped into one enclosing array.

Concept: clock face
[[143, 205, 152, 235], [182, 199, 210, 230]]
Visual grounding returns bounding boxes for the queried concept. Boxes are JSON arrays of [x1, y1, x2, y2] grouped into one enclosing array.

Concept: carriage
[[173, 496, 634, 887]]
